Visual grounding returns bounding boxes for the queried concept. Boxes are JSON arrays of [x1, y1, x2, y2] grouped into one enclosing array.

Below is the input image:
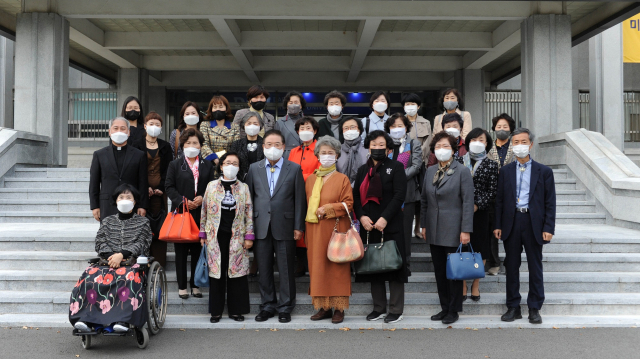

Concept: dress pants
[[430, 244, 463, 314], [402, 201, 416, 271], [174, 242, 201, 290], [371, 281, 405, 315], [254, 225, 297, 314], [503, 211, 545, 310], [209, 229, 250, 316], [487, 205, 501, 269]]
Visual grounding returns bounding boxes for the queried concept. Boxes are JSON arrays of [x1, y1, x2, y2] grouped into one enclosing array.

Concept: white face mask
[[435, 148, 453, 162], [469, 141, 486, 154], [512, 144, 531, 159], [343, 130, 360, 141], [389, 127, 406, 139], [328, 105, 342, 117], [264, 147, 284, 162], [222, 165, 240, 180], [146, 125, 161, 138], [245, 124, 260, 136], [184, 115, 199, 125], [319, 154, 336, 168], [183, 147, 200, 158], [404, 105, 418, 117], [299, 131, 314, 142], [445, 127, 460, 138], [110, 132, 129, 145], [117, 199, 135, 214], [372, 102, 388, 113]]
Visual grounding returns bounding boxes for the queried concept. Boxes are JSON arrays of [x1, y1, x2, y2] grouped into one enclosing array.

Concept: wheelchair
[[72, 257, 168, 350]]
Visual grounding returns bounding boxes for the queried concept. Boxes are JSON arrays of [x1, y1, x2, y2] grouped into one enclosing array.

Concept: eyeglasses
[[434, 144, 452, 149], [222, 162, 239, 166], [343, 125, 358, 131]]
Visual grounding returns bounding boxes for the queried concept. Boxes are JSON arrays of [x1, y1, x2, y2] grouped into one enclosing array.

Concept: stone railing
[[538, 128, 640, 229], [0, 127, 51, 180]]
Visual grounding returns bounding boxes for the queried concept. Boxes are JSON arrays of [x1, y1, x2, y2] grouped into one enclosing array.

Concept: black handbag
[[354, 231, 403, 275]]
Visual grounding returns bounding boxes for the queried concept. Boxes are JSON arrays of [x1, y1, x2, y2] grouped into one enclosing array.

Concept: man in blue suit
[[494, 128, 556, 324]]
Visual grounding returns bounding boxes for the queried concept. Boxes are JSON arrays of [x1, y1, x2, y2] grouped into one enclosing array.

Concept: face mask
[[512, 144, 531, 159], [404, 105, 418, 117], [287, 104, 301, 115], [445, 127, 460, 138], [264, 147, 284, 161], [443, 101, 458, 111], [469, 141, 486, 154], [117, 199, 134, 214], [328, 105, 342, 117], [124, 110, 140, 121], [110, 132, 129, 145], [184, 115, 199, 125], [343, 130, 360, 141], [495, 130, 510, 140], [222, 165, 240, 180], [372, 102, 388, 113], [146, 125, 161, 138], [251, 100, 266, 111], [211, 110, 226, 121], [319, 155, 337, 168], [245, 124, 260, 136], [183, 147, 200, 158], [435, 148, 453, 162], [299, 131, 314, 142], [389, 127, 406, 139], [370, 148, 387, 161]]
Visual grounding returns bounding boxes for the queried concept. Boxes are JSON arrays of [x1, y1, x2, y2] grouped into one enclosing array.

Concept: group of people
[[75, 85, 556, 333]]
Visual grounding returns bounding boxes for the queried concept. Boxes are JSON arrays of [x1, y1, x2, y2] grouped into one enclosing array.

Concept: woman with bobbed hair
[[200, 95, 238, 163], [432, 88, 473, 139]]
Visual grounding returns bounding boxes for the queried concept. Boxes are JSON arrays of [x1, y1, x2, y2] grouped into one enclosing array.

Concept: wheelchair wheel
[[81, 335, 91, 350], [136, 328, 149, 349], [147, 261, 168, 335]]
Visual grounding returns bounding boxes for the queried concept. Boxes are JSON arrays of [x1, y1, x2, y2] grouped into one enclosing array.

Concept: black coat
[[132, 137, 173, 191], [128, 125, 146, 145], [353, 157, 408, 283], [89, 144, 149, 221], [229, 136, 264, 182], [165, 156, 215, 227], [317, 117, 344, 143]]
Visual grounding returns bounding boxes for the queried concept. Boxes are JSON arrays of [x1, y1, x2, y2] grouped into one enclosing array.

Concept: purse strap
[[333, 202, 355, 231]]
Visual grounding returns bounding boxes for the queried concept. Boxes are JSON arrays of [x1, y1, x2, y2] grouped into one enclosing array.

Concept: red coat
[[287, 140, 320, 181]]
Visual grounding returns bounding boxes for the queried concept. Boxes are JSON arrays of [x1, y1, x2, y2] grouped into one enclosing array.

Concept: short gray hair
[[241, 111, 263, 128], [314, 135, 342, 158], [511, 127, 534, 142], [109, 117, 130, 130]]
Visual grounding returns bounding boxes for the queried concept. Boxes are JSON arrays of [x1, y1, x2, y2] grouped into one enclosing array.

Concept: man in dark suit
[[90, 117, 148, 221], [494, 128, 556, 324], [245, 129, 306, 323]]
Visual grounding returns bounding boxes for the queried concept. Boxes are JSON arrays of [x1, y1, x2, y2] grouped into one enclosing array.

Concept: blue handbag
[[194, 244, 210, 288], [446, 243, 486, 280]]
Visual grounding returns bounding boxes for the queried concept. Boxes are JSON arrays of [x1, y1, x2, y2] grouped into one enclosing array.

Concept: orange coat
[[287, 140, 320, 181]]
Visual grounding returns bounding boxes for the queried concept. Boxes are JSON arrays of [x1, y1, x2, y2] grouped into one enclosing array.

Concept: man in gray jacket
[[245, 129, 307, 323]]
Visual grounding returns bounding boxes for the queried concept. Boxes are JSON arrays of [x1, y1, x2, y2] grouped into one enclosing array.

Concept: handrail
[[579, 128, 640, 178]]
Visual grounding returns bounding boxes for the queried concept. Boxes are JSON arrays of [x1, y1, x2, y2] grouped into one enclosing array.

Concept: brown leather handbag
[[327, 202, 365, 263]]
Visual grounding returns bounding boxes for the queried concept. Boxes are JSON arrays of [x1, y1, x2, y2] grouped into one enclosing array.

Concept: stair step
[[556, 213, 606, 224], [12, 168, 90, 178], [556, 190, 587, 201], [2, 177, 89, 189], [0, 212, 95, 223], [0, 200, 90, 212], [0, 188, 86, 200]]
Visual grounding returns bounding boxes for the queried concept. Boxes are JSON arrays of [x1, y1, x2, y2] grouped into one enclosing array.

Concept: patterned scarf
[[359, 158, 383, 207], [186, 156, 200, 195], [433, 158, 453, 185], [305, 164, 336, 224]]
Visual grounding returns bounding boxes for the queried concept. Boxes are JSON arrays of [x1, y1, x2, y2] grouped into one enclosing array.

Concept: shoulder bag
[[194, 244, 209, 288], [158, 196, 200, 243], [327, 203, 365, 263]]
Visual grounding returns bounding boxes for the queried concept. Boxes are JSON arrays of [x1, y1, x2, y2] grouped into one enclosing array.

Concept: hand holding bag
[[354, 231, 403, 275], [327, 202, 365, 263], [194, 244, 209, 288], [446, 243, 486, 280], [158, 196, 200, 243]]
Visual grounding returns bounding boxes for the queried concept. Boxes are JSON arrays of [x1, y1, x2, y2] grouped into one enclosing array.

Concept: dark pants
[[174, 242, 201, 290], [431, 244, 463, 314], [487, 205, 501, 269], [402, 201, 416, 271], [254, 225, 296, 314], [371, 281, 405, 315], [150, 238, 167, 268], [503, 211, 545, 310], [209, 229, 250, 317]]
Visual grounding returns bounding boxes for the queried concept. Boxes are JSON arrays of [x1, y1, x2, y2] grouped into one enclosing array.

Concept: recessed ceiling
[[235, 19, 361, 31], [89, 19, 216, 32]]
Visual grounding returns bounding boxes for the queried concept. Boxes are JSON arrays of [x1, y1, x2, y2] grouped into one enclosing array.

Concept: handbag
[[354, 231, 403, 275], [327, 203, 365, 263], [194, 244, 209, 288], [446, 243, 486, 280], [158, 196, 200, 243]]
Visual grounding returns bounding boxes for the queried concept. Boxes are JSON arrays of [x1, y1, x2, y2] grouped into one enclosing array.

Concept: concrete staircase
[[0, 165, 639, 329]]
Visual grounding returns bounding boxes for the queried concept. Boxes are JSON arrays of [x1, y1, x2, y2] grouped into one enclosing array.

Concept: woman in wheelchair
[[70, 183, 153, 333]]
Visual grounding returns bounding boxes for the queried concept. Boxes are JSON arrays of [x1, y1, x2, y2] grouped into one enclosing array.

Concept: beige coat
[[408, 115, 433, 163], [432, 108, 473, 139]]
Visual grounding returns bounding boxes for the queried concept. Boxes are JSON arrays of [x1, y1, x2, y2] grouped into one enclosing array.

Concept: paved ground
[[3, 327, 638, 358]]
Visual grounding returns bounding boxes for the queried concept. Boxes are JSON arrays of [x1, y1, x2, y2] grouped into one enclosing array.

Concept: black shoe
[[430, 311, 447, 321], [442, 312, 459, 324], [528, 309, 542, 324], [462, 295, 468, 302], [255, 310, 275, 322], [191, 289, 203, 298], [501, 307, 523, 322], [178, 291, 189, 300], [278, 313, 291, 323], [229, 315, 245, 322], [209, 315, 221, 323], [366, 311, 387, 321], [384, 313, 403, 323], [470, 294, 481, 302]]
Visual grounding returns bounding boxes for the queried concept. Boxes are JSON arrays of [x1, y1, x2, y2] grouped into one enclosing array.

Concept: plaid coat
[[200, 121, 240, 160], [487, 139, 515, 169]]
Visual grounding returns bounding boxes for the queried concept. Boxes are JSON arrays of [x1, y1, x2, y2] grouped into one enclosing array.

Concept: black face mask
[[370, 148, 387, 161], [251, 101, 266, 111], [495, 130, 510, 140], [125, 110, 140, 121], [212, 110, 226, 121]]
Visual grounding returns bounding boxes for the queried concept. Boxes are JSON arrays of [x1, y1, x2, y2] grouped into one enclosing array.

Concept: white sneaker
[[113, 322, 129, 333], [74, 321, 91, 332], [487, 267, 500, 276]]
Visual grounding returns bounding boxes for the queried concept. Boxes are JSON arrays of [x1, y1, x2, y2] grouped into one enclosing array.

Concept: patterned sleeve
[[169, 130, 177, 159], [243, 184, 255, 240], [94, 220, 111, 254], [475, 160, 499, 211], [200, 121, 214, 160], [139, 217, 153, 256]]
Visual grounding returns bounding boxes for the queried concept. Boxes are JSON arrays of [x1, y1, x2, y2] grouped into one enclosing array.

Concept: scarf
[[433, 158, 453, 186], [305, 164, 336, 223], [186, 156, 200, 195], [464, 153, 485, 177], [359, 158, 383, 207], [340, 139, 365, 184]]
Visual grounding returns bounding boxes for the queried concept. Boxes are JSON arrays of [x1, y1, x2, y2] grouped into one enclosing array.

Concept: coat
[[460, 154, 499, 211], [336, 140, 369, 186], [353, 157, 408, 283], [95, 213, 152, 257], [408, 115, 433, 163], [199, 120, 239, 161], [305, 172, 353, 297], [392, 136, 423, 203], [229, 136, 265, 182], [89, 144, 149, 221], [132, 137, 173, 191], [432, 109, 473, 139], [317, 115, 344, 143], [274, 114, 304, 156], [495, 160, 556, 246], [164, 156, 216, 227], [232, 108, 275, 138], [200, 180, 254, 279], [287, 140, 320, 181], [488, 139, 515, 169], [420, 160, 475, 248]]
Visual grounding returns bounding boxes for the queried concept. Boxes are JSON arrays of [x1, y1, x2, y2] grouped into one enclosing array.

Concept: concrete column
[[148, 86, 167, 140], [14, 13, 69, 166], [521, 14, 573, 145], [0, 37, 14, 129], [589, 24, 624, 150], [117, 68, 149, 115], [462, 69, 485, 129]]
